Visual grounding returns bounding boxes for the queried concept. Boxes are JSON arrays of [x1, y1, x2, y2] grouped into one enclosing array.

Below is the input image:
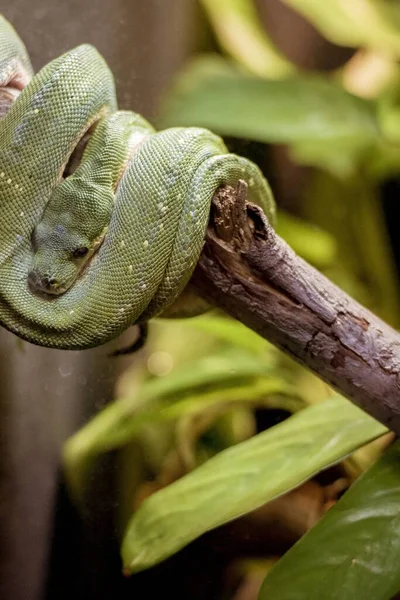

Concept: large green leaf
[[161, 57, 377, 144], [259, 439, 400, 600], [160, 57, 379, 175], [121, 396, 387, 574], [283, 0, 400, 56], [200, 0, 295, 77]]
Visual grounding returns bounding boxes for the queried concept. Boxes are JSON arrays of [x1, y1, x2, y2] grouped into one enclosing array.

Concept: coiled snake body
[[0, 15, 275, 350]]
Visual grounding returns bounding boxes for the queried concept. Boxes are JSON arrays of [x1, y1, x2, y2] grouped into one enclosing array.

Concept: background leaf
[[283, 0, 400, 56], [199, 0, 295, 77], [160, 56, 379, 176]]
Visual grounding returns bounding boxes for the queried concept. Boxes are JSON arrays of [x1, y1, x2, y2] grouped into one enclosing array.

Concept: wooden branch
[[190, 181, 400, 433]]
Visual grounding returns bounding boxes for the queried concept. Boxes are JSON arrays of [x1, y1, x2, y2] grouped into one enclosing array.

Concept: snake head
[[28, 178, 113, 296], [28, 222, 99, 295]]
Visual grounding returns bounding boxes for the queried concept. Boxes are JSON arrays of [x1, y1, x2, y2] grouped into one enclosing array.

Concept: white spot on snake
[[128, 264, 133, 273], [177, 193, 182, 199], [15, 184, 19, 190], [69, 310, 74, 315], [0, 172, 4, 178], [159, 223, 164, 231], [161, 206, 168, 213], [20, 211, 24, 217], [7, 178, 11, 184], [33, 108, 39, 114], [120, 240, 125, 248], [118, 308, 125, 313], [143, 240, 149, 248], [140, 283, 147, 290]]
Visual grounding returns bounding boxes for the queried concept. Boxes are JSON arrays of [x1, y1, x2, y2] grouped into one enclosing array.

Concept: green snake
[[0, 14, 275, 350]]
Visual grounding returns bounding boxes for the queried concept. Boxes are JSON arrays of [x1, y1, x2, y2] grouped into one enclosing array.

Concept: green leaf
[[200, 0, 295, 77], [259, 439, 400, 600], [121, 396, 387, 574], [161, 57, 377, 144], [63, 349, 292, 500], [160, 56, 379, 175], [283, 0, 400, 57]]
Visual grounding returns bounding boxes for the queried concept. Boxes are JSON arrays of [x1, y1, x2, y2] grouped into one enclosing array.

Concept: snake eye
[[72, 246, 89, 259]]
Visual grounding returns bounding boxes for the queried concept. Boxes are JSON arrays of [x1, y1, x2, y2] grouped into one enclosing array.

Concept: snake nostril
[[42, 276, 57, 288]]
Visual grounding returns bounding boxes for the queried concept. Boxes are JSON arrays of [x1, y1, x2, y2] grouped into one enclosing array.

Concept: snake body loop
[[0, 15, 275, 350]]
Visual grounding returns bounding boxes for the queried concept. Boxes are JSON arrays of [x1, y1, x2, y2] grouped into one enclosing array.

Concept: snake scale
[[0, 14, 275, 350]]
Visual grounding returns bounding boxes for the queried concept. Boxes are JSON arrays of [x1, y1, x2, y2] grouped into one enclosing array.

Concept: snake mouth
[[27, 231, 106, 298], [27, 270, 68, 296]]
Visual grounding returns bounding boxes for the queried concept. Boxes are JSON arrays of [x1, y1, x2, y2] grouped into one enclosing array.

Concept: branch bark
[[190, 181, 400, 433]]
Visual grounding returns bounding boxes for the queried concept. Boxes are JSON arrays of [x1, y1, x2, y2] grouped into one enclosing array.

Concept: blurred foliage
[[200, 0, 295, 77], [282, 0, 400, 56], [64, 1, 400, 598]]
